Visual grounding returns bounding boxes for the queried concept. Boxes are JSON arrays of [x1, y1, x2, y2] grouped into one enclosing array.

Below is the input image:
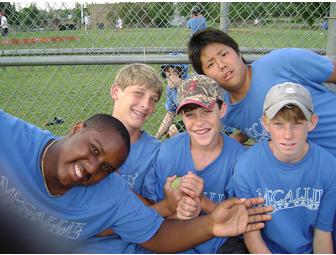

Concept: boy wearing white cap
[[230, 82, 336, 253], [143, 74, 256, 253]]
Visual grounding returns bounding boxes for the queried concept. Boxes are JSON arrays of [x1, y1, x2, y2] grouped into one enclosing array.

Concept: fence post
[[220, 2, 230, 32], [327, 2, 336, 61]]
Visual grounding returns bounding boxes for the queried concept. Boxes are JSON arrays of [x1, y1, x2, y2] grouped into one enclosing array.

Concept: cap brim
[[264, 99, 312, 120], [176, 99, 215, 114]]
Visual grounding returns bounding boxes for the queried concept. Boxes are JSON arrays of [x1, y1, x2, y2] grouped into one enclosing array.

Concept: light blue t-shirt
[[230, 140, 336, 253], [142, 132, 245, 253], [0, 110, 164, 252], [223, 48, 336, 156], [187, 16, 207, 34], [165, 85, 178, 113], [119, 131, 160, 194]]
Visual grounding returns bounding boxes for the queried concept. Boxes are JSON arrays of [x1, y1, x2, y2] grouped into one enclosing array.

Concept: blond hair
[[265, 104, 307, 123], [115, 63, 163, 98]]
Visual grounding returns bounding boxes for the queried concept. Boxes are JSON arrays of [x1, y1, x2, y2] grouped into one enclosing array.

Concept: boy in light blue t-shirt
[[142, 75, 272, 253], [231, 82, 336, 253]]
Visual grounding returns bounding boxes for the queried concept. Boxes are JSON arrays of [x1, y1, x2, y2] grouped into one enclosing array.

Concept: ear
[[219, 102, 227, 119], [308, 114, 318, 132], [68, 121, 85, 136], [110, 83, 121, 101], [261, 115, 270, 132]]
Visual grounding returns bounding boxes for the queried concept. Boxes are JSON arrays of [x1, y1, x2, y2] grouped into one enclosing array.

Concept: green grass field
[[0, 26, 328, 137]]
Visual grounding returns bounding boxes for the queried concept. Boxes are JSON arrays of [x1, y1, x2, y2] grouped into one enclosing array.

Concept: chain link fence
[[1, 2, 335, 137]]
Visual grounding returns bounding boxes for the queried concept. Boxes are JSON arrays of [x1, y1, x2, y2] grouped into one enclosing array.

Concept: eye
[[207, 62, 214, 69], [150, 97, 159, 103], [90, 144, 99, 155], [101, 163, 115, 174], [134, 90, 144, 96]]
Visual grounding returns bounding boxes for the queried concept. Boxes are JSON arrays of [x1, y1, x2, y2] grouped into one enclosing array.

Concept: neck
[[112, 112, 141, 144], [41, 139, 66, 196], [190, 134, 223, 170], [192, 134, 223, 152]]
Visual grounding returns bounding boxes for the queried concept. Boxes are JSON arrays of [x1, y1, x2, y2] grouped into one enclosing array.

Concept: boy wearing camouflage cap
[[230, 82, 336, 253], [142, 74, 249, 253]]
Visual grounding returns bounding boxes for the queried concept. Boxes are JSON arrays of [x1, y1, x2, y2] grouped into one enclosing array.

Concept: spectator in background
[[321, 19, 328, 31], [84, 13, 90, 33], [187, 6, 207, 34], [156, 55, 189, 139], [116, 17, 123, 29], [0, 11, 8, 37]]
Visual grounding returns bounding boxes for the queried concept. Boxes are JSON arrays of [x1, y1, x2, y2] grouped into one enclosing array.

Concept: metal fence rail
[[0, 2, 335, 136]]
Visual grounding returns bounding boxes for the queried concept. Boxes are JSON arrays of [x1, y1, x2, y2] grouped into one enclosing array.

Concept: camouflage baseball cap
[[176, 74, 225, 113]]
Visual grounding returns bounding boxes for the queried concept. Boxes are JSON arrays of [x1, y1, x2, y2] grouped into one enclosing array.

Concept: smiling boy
[[230, 82, 336, 253], [142, 74, 253, 253], [0, 109, 272, 253]]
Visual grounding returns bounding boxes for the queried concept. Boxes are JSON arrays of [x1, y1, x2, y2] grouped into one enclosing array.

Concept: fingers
[[164, 175, 177, 188], [245, 222, 265, 233], [219, 197, 246, 209], [244, 197, 265, 208], [179, 172, 204, 198], [176, 196, 201, 220], [248, 213, 272, 224], [248, 205, 273, 216]]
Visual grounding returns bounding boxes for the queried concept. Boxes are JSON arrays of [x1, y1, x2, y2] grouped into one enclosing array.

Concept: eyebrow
[[94, 139, 105, 155]]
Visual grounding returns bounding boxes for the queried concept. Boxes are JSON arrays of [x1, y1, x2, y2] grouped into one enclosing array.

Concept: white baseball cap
[[263, 82, 314, 120]]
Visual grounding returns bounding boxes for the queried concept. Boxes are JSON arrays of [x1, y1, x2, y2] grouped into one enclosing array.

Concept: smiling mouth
[[131, 108, 146, 119], [74, 164, 84, 178], [194, 128, 210, 135]]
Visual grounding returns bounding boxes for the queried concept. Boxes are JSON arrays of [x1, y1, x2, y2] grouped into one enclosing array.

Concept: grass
[[2, 26, 327, 50], [0, 25, 328, 137]]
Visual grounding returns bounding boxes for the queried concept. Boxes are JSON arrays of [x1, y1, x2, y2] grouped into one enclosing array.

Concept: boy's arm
[[200, 195, 217, 213], [313, 228, 333, 253], [244, 230, 271, 254], [141, 197, 271, 253], [155, 112, 175, 139], [230, 131, 249, 144]]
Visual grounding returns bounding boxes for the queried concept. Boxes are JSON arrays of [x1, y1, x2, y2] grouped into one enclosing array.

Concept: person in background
[[156, 57, 189, 139], [187, 6, 207, 34], [0, 11, 8, 37], [230, 82, 336, 253]]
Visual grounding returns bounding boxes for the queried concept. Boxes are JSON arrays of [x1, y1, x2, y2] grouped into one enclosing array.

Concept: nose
[[140, 96, 150, 110], [217, 59, 227, 71], [283, 126, 294, 139], [194, 111, 204, 126], [85, 157, 101, 179]]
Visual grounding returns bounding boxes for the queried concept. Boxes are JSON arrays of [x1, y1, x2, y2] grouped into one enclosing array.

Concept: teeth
[[75, 164, 83, 178], [132, 109, 145, 118], [194, 129, 208, 135]]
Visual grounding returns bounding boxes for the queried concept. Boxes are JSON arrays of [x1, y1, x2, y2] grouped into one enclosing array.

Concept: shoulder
[[309, 142, 336, 163], [223, 134, 246, 153], [136, 131, 160, 152], [159, 132, 187, 152], [236, 142, 266, 166]]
